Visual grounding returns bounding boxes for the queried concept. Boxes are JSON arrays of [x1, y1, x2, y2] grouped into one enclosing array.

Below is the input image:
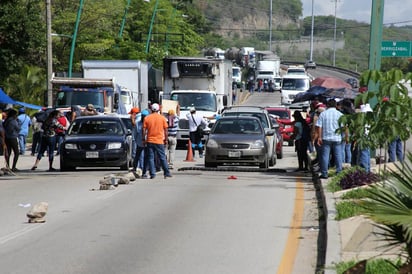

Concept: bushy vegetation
[[335, 259, 403, 274]]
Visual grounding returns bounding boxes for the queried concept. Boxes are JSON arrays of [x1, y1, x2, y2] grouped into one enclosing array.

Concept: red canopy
[[311, 76, 352, 89]]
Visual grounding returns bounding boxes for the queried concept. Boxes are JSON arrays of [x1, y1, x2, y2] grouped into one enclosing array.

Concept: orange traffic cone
[[184, 139, 195, 162]]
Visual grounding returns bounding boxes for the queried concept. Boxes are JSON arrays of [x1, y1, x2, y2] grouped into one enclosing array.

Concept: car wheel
[[277, 149, 283, 159], [60, 158, 75, 171], [205, 161, 217, 168], [269, 152, 276, 166]]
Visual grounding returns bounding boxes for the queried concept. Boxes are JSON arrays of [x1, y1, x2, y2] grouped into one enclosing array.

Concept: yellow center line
[[276, 177, 305, 274]]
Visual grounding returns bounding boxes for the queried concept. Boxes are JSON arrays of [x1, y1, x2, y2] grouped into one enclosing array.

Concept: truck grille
[[179, 119, 189, 130]]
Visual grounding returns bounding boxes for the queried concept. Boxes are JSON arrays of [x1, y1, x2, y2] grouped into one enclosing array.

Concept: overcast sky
[[301, 0, 412, 26]]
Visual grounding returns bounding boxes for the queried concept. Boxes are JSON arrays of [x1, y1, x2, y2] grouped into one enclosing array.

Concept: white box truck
[[82, 60, 162, 113], [163, 56, 233, 144]]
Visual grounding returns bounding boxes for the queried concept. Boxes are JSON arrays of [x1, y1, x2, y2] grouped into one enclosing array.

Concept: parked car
[[269, 115, 284, 159], [60, 115, 132, 171], [345, 77, 359, 88], [204, 116, 274, 168], [222, 106, 279, 166], [265, 106, 294, 146], [304, 60, 316, 69]]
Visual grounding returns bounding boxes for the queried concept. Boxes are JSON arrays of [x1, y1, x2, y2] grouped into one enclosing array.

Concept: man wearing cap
[[143, 103, 172, 179], [129, 107, 143, 170], [165, 106, 180, 169], [17, 107, 32, 155], [82, 104, 98, 116], [315, 99, 343, 179], [186, 107, 207, 158]]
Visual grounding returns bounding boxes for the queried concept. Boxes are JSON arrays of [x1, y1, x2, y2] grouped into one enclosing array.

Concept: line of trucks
[[50, 57, 233, 145]]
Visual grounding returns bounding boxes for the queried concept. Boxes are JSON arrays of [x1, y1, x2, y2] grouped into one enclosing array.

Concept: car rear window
[[223, 112, 269, 128], [213, 119, 263, 134], [69, 120, 124, 136], [267, 109, 290, 119]]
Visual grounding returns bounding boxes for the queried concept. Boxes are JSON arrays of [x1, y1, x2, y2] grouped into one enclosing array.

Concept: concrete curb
[[318, 178, 341, 274]]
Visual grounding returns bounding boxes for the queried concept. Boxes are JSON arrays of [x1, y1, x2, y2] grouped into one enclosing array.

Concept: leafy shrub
[[335, 201, 364, 220], [339, 167, 380, 190]]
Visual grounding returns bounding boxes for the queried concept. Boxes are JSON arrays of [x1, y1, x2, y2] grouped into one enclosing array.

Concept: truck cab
[[280, 74, 310, 105]]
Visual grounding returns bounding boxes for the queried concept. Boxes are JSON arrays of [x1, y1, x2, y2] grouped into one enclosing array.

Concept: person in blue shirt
[[17, 108, 32, 155]]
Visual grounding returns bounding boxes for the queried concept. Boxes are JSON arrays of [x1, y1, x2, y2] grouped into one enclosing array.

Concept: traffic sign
[[381, 41, 412, 57]]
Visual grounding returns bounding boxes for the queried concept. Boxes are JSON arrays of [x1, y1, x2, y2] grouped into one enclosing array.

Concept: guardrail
[[281, 61, 361, 78]]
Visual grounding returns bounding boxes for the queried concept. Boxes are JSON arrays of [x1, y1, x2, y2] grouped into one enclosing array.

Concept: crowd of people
[[0, 104, 98, 172], [290, 97, 403, 178]]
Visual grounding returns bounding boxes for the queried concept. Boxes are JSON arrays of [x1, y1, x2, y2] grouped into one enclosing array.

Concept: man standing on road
[[165, 107, 179, 170], [315, 99, 343, 179], [17, 108, 31, 155], [143, 103, 172, 179], [186, 107, 207, 158]]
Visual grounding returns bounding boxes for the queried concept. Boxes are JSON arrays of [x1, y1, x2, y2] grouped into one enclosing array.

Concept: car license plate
[[228, 151, 241, 157], [86, 151, 99, 158]]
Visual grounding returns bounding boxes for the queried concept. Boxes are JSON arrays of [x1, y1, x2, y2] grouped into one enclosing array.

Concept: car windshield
[[267, 109, 290, 119], [223, 112, 269, 128], [68, 119, 124, 136], [170, 92, 217, 112], [213, 119, 263, 134]]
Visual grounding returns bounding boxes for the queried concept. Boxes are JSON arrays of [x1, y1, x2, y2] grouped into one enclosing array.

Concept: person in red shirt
[[143, 103, 172, 179], [55, 111, 69, 156]]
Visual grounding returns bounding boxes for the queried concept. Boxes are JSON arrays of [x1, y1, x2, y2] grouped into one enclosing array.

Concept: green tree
[[0, 0, 44, 84], [3, 65, 46, 106]]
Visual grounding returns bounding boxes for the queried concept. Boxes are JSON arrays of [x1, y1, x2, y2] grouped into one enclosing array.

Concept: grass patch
[[335, 258, 402, 274], [340, 187, 371, 200], [335, 200, 365, 220]]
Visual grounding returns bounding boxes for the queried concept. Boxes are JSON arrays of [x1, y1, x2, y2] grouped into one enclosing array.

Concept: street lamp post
[[269, 0, 272, 51], [68, 0, 84, 77], [145, 0, 160, 54], [119, 0, 132, 39], [309, 0, 314, 61], [333, 0, 337, 66]]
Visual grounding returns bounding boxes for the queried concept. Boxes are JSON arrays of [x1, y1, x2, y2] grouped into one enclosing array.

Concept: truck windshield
[[282, 78, 309, 91], [55, 91, 105, 111], [171, 92, 217, 112]]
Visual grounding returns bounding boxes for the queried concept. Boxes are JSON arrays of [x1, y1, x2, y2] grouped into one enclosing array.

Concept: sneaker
[[164, 174, 173, 179], [199, 154, 204, 158], [48, 167, 57, 172], [11, 168, 19, 172], [150, 175, 156, 179], [141, 174, 148, 179], [31, 166, 37, 171], [319, 175, 328, 179]]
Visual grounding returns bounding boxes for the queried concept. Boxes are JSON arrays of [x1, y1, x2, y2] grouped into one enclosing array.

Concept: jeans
[[189, 131, 204, 156], [147, 143, 170, 178], [319, 140, 343, 178], [18, 134, 27, 154], [37, 135, 56, 162], [342, 142, 352, 163], [358, 148, 370, 172], [388, 137, 403, 162], [31, 131, 42, 155]]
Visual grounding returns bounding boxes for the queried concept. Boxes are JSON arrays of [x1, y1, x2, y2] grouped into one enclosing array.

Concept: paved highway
[[0, 91, 321, 274]]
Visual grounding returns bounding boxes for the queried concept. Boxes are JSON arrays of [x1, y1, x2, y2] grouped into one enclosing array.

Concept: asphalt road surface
[[0, 91, 321, 274]]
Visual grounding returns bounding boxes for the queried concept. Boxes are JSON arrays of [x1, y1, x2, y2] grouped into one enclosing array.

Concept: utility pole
[[46, 0, 53, 107], [369, 0, 384, 71]]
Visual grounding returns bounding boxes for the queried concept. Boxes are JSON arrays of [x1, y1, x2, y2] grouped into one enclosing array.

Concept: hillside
[[195, 0, 412, 72]]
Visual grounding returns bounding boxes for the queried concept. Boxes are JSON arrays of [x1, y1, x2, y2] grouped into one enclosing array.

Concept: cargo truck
[[51, 76, 127, 115], [81, 60, 162, 113], [162, 56, 233, 144]]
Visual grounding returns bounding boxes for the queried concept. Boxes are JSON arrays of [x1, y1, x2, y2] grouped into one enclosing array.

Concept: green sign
[[381, 41, 411, 57]]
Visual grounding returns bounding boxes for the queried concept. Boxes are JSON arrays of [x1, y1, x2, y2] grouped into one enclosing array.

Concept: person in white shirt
[[186, 107, 207, 158]]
